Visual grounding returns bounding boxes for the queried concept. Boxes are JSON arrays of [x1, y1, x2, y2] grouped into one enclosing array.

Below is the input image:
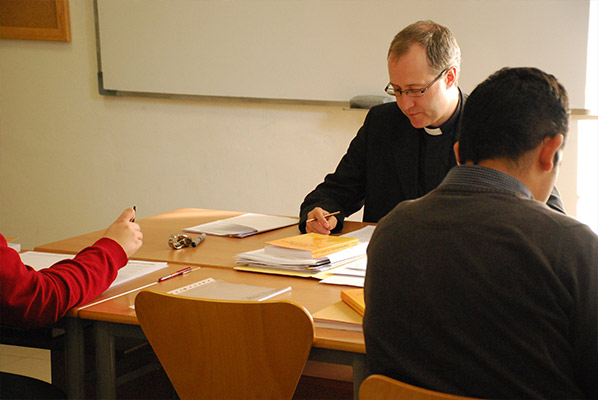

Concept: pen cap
[[192, 233, 206, 247]]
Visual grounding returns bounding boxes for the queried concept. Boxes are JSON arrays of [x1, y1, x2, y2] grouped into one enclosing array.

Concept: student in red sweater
[[0, 208, 142, 399], [0, 207, 142, 328]]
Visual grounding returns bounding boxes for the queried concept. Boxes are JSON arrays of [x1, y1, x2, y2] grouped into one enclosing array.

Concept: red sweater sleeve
[[0, 234, 128, 328]]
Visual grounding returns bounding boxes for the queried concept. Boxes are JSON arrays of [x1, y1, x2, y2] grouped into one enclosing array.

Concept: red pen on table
[[158, 267, 192, 282]]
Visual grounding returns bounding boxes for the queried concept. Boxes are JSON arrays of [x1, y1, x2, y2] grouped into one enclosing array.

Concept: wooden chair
[[359, 374, 479, 400], [134, 290, 314, 400]]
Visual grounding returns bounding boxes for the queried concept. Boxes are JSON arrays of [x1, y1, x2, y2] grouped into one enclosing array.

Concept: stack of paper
[[236, 244, 367, 274], [318, 257, 367, 287], [234, 226, 375, 278]]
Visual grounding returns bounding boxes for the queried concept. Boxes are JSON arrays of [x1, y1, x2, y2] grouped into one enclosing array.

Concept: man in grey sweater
[[363, 67, 597, 399]]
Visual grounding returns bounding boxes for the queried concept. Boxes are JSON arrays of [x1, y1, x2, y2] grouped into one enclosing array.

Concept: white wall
[[0, 0, 582, 249], [0, 0, 366, 249]]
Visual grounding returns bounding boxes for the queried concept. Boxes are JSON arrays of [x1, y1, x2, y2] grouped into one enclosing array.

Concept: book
[[183, 213, 298, 238], [167, 278, 291, 302], [312, 301, 362, 332], [341, 288, 365, 316], [266, 233, 358, 258]]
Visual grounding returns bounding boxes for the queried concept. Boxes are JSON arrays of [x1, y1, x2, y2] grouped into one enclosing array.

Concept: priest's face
[[387, 43, 457, 129]]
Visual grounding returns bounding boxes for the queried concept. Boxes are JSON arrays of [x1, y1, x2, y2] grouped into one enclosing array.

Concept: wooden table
[[38, 209, 303, 268], [35, 209, 368, 399]]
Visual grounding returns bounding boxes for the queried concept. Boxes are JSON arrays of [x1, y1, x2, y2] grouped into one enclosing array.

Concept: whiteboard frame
[[93, 0, 590, 109]]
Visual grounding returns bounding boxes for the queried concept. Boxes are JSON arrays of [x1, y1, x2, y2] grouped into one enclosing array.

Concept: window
[[576, 0, 598, 234]]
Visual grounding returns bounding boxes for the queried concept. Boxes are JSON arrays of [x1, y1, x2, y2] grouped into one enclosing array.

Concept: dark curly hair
[[457, 67, 569, 165]]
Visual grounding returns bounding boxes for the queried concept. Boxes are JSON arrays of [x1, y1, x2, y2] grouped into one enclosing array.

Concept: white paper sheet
[[184, 213, 298, 237], [319, 274, 365, 287], [19, 251, 168, 288]]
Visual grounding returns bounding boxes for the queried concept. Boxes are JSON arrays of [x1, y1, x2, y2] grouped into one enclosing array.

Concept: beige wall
[[0, 0, 580, 249], [0, 1, 367, 249]]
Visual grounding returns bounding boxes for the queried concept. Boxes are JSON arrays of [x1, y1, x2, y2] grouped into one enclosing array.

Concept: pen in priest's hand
[[306, 211, 340, 223]]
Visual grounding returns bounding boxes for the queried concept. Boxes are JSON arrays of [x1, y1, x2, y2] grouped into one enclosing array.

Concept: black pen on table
[[306, 211, 340, 223], [158, 266, 192, 282]]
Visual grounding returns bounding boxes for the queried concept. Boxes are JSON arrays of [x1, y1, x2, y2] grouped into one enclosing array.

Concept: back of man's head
[[458, 67, 569, 165]]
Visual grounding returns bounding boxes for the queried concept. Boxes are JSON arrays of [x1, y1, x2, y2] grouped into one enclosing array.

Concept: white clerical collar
[[424, 127, 443, 136]]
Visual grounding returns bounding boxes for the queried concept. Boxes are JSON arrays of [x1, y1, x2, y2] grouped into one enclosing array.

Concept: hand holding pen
[[103, 208, 143, 257], [305, 208, 340, 235]]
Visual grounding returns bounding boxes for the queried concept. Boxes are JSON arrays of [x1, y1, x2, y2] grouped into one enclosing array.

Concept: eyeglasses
[[385, 67, 450, 98]]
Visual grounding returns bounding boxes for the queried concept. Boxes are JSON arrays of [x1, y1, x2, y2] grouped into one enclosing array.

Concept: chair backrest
[[359, 374, 479, 400], [135, 290, 314, 400]]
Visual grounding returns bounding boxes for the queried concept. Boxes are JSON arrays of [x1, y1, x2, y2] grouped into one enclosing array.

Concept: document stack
[[234, 232, 368, 277]]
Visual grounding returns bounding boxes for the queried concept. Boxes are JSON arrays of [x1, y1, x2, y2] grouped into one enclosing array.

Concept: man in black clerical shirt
[[299, 20, 564, 234]]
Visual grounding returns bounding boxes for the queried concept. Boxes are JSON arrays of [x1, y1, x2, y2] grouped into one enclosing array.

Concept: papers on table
[[234, 225, 375, 280], [319, 275, 365, 287], [340, 225, 376, 242], [318, 257, 366, 287], [316, 225, 375, 286], [111, 260, 168, 287], [19, 251, 168, 288], [19, 251, 74, 271], [236, 242, 367, 270], [7, 241, 21, 252], [183, 213, 299, 238]]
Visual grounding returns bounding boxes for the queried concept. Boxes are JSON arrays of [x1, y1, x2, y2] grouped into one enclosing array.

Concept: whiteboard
[[95, 0, 590, 108]]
